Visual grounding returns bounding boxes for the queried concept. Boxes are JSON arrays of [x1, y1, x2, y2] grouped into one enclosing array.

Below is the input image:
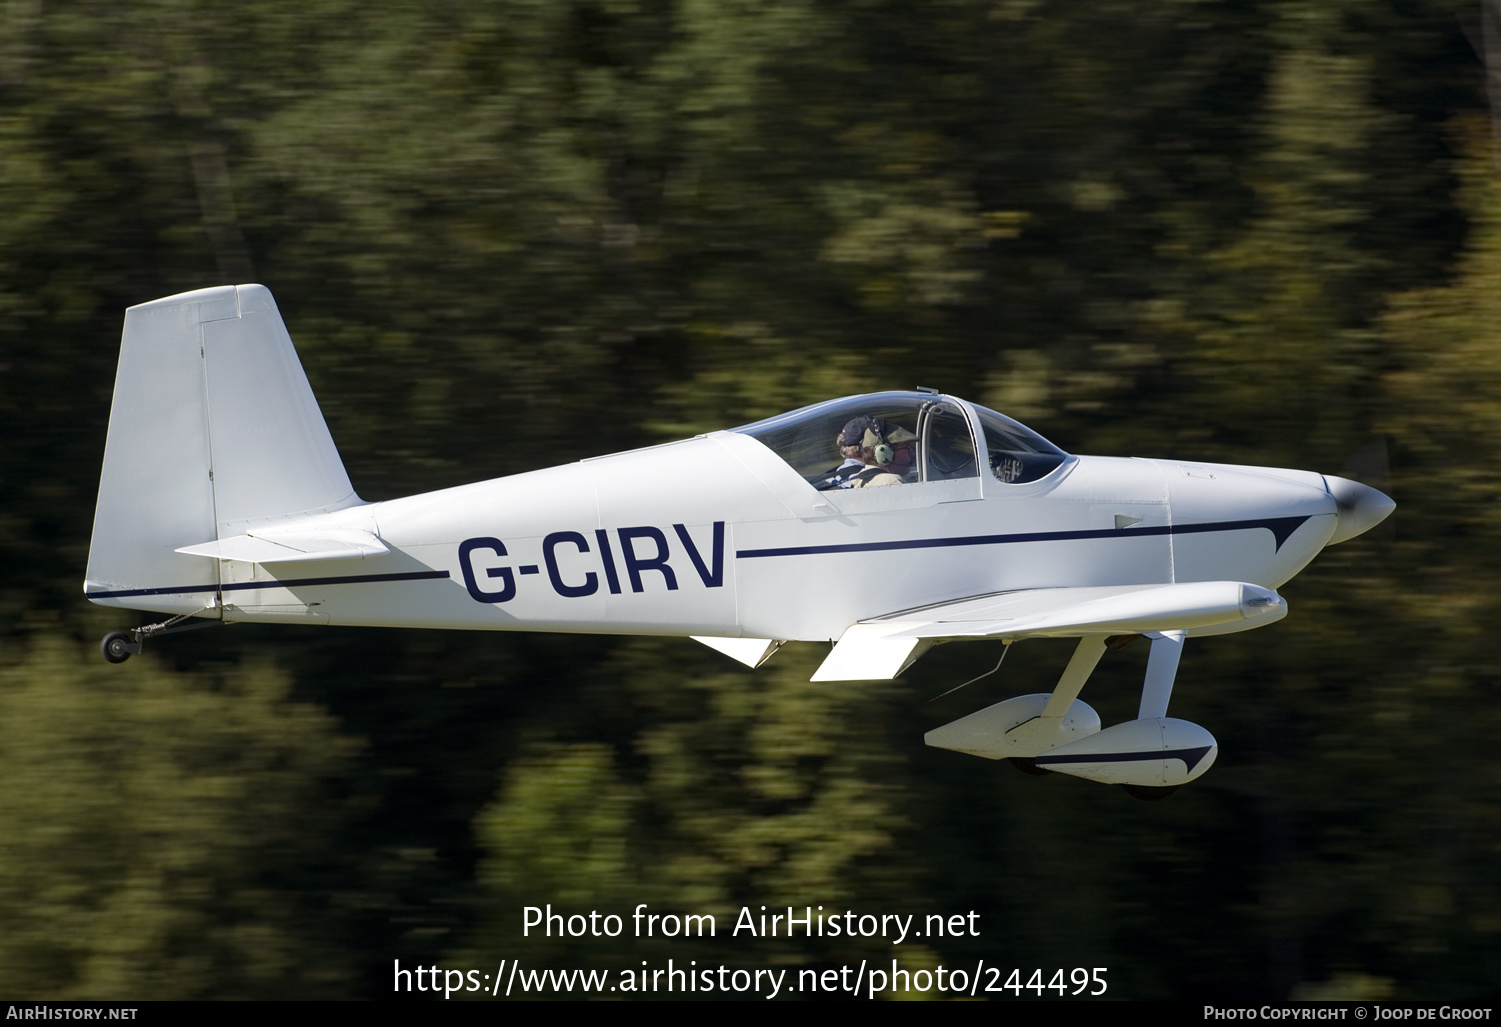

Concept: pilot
[[836, 415, 918, 488]]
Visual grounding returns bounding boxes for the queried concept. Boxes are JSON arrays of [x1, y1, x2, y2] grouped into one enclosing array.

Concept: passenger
[[836, 415, 918, 488], [815, 453, 867, 489]]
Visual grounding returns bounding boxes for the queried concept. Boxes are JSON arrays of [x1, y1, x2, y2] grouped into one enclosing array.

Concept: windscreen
[[972, 404, 1067, 483]]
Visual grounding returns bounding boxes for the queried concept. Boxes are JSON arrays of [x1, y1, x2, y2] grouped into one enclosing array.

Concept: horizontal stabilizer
[[176, 527, 387, 564]]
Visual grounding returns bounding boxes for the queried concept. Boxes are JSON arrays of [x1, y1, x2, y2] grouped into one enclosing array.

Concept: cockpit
[[731, 391, 1068, 490]]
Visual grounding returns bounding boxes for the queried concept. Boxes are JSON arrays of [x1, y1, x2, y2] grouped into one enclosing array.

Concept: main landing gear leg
[[1121, 630, 1186, 800], [1137, 630, 1185, 720], [1006, 636, 1107, 776]]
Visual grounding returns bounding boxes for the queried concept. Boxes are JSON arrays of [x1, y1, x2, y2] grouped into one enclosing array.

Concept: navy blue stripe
[[86, 569, 450, 600], [735, 516, 1310, 560], [1036, 745, 1214, 773]]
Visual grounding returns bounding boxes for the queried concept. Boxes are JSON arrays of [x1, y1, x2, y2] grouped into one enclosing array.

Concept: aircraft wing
[[811, 580, 1285, 681]]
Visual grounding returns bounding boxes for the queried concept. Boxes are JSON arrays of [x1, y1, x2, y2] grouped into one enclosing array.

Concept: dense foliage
[[0, 0, 1496, 1000]]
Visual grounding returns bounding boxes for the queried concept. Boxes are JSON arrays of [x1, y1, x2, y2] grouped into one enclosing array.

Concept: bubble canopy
[[731, 390, 1068, 489]]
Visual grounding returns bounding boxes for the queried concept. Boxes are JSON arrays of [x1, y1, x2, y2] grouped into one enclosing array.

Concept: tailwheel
[[1121, 784, 1179, 801], [1008, 757, 1053, 776], [98, 608, 221, 664], [100, 631, 138, 664]]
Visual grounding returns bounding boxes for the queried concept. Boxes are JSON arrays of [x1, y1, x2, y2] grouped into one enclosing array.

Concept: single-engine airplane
[[86, 285, 1394, 798]]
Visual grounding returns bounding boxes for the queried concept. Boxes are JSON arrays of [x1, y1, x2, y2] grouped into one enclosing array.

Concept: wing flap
[[809, 627, 933, 682]]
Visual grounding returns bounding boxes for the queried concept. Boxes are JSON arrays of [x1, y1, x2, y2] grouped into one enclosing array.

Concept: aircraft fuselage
[[91, 427, 1343, 643]]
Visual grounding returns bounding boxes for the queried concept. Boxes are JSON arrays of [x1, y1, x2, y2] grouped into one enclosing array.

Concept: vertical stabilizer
[[85, 285, 358, 612]]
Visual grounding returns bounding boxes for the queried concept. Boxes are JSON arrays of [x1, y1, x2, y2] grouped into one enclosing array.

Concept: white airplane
[[86, 285, 1394, 798]]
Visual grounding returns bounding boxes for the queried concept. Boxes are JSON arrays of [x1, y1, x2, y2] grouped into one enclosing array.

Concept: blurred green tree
[[0, 0, 1489, 1000], [0, 634, 361, 998]]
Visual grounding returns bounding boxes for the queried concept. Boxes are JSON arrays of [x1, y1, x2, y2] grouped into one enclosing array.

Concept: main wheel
[[1121, 784, 1179, 801], [101, 631, 134, 664], [1008, 757, 1053, 777]]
